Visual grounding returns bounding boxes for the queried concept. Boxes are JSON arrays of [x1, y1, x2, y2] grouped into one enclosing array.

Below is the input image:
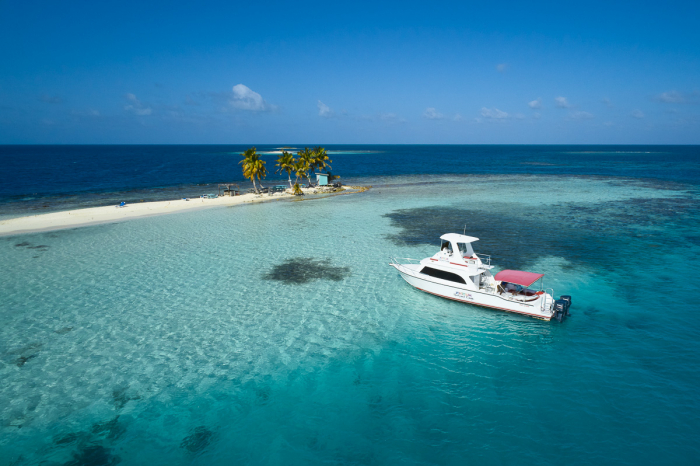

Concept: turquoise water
[[1, 174, 699, 465]]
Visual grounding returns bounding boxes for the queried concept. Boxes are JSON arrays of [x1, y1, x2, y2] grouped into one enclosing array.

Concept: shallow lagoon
[[1, 174, 699, 465]]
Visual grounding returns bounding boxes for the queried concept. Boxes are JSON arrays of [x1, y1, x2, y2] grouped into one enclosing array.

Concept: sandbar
[[0, 187, 349, 236]]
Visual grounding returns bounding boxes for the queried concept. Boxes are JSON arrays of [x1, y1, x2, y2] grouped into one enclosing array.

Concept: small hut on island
[[218, 183, 240, 196]]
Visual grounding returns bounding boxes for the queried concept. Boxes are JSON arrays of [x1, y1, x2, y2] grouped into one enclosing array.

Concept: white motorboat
[[390, 233, 571, 321]]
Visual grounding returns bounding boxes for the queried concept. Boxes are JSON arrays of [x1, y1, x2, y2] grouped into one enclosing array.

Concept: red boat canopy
[[494, 270, 544, 287]]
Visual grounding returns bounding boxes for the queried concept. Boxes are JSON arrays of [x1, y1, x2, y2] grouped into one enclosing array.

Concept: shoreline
[[0, 187, 356, 236]]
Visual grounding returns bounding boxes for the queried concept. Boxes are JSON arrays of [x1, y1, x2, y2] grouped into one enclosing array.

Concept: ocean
[[1, 145, 699, 465]]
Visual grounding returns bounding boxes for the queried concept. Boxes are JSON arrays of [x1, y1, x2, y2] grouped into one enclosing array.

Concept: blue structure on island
[[315, 173, 329, 186]]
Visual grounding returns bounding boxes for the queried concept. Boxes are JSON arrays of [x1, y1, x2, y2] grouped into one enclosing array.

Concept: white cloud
[[496, 63, 508, 72], [630, 109, 645, 119], [569, 111, 594, 119], [528, 98, 542, 109], [480, 107, 509, 119], [379, 113, 407, 123], [655, 91, 684, 103], [317, 100, 334, 118], [124, 93, 152, 115], [555, 96, 571, 108], [423, 107, 444, 120], [654, 90, 699, 104], [453, 113, 463, 121], [230, 84, 274, 111]]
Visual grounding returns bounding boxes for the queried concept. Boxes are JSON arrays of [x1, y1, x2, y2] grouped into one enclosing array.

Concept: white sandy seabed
[[0, 187, 350, 236]]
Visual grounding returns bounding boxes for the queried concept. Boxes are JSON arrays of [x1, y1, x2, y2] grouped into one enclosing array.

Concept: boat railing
[[475, 253, 491, 266], [541, 288, 555, 312], [389, 257, 425, 274], [390, 257, 422, 265]]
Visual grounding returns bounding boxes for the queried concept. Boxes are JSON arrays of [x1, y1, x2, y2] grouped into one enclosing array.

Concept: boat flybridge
[[390, 233, 572, 321]]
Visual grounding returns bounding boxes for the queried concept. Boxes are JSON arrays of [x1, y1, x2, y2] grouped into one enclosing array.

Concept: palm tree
[[276, 151, 296, 189], [291, 158, 308, 196], [312, 146, 332, 174], [239, 147, 267, 194], [297, 147, 315, 186], [293, 157, 308, 186]]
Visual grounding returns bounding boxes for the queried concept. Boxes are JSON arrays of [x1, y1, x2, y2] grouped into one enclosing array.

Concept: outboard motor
[[560, 295, 572, 316], [553, 299, 568, 322]]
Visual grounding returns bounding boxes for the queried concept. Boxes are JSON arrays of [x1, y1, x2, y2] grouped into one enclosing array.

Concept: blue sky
[[1, 0, 699, 144]]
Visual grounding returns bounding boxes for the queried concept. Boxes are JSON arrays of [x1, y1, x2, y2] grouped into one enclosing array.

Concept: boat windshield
[[457, 242, 474, 257]]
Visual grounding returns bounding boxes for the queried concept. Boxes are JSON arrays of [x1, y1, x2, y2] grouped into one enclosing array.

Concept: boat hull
[[393, 264, 553, 320]]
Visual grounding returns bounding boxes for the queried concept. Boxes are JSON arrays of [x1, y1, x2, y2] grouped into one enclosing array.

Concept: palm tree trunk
[[251, 177, 259, 194], [287, 174, 293, 189]]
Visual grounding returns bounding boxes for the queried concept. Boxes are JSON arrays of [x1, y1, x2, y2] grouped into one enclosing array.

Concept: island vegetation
[[240, 146, 335, 195]]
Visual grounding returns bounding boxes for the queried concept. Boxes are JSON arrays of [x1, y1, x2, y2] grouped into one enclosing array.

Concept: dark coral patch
[[383, 206, 584, 270], [54, 432, 84, 445], [63, 444, 120, 466], [262, 257, 351, 284], [91, 416, 125, 440], [15, 354, 37, 367], [255, 387, 271, 404], [382, 196, 700, 272], [13, 241, 49, 253], [112, 386, 140, 410], [180, 426, 214, 453], [8, 342, 42, 367]]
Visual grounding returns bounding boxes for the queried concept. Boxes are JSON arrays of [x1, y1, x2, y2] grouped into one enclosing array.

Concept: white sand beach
[[0, 187, 352, 236]]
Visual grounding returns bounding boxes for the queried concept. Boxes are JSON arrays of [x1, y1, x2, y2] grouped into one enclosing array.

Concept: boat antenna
[[463, 224, 466, 235]]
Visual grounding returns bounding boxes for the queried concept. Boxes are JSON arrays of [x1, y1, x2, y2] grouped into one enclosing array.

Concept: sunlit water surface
[[1, 174, 699, 465]]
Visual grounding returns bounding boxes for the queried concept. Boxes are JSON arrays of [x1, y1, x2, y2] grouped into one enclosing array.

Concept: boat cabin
[[425, 234, 496, 291], [436, 233, 478, 262], [426, 234, 546, 299]]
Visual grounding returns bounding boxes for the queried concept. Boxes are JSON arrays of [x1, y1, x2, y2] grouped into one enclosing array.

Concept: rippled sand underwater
[[1, 175, 699, 465]]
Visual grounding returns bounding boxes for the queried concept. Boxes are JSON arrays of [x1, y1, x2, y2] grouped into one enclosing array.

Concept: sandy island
[[0, 186, 356, 236]]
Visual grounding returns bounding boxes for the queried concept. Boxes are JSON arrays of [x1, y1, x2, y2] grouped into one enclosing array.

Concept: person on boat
[[439, 242, 452, 260]]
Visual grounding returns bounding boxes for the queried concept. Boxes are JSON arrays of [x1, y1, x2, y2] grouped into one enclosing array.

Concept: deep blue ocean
[[1, 145, 699, 465], [1, 145, 699, 216]]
